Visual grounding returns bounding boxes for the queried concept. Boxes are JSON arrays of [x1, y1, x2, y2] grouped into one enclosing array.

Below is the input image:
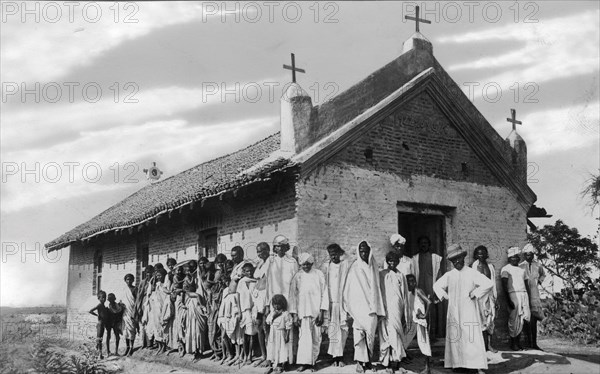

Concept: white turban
[[390, 233, 406, 246], [298, 252, 314, 265], [273, 235, 289, 246], [507, 246, 520, 257], [522, 244, 535, 253]]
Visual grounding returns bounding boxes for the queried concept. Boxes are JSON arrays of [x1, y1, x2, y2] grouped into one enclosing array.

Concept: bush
[[540, 285, 600, 346], [28, 336, 119, 374]]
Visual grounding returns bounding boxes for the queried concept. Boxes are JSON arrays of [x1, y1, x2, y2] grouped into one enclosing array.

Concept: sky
[[1, 1, 598, 307]]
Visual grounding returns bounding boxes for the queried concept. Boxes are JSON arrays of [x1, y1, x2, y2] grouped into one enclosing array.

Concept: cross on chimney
[[283, 53, 306, 83], [506, 108, 522, 131], [405, 5, 431, 33]]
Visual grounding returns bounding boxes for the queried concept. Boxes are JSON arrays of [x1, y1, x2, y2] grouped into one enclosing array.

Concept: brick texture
[[296, 92, 528, 340], [66, 179, 298, 338]]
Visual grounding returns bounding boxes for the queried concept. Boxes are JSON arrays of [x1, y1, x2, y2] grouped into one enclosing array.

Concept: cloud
[[0, 2, 201, 83], [519, 102, 599, 156], [438, 11, 600, 89], [1, 116, 278, 213]]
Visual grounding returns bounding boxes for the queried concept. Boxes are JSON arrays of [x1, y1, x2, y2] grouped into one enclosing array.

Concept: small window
[[92, 248, 103, 295], [364, 148, 373, 163], [199, 228, 218, 259]]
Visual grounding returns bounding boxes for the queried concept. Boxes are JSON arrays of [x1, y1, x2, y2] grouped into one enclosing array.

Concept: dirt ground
[[1, 320, 598, 373], [111, 336, 599, 374]]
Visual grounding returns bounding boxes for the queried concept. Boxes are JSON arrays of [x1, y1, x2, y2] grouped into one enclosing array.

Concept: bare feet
[[488, 345, 498, 353], [356, 363, 365, 373], [339, 361, 346, 368], [219, 355, 229, 365], [385, 368, 393, 374], [253, 357, 266, 367]]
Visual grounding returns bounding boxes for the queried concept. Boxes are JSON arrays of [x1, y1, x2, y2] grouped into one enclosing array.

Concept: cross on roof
[[283, 53, 305, 83], [405, 5, 431, 33], [506, 108, 522, 131]]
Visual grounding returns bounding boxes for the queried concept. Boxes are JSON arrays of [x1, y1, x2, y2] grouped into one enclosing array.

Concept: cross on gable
[[405, 5, 431, 33], [283, 53, 306, 83], [506, 108, 522, 131]]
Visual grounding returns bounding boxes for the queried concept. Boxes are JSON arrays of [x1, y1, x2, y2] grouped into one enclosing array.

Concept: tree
[[527, 220, 600, 290], [581, 172, 600, 213]]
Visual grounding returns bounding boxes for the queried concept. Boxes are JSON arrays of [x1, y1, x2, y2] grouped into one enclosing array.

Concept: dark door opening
[[398, 211, 447, 339]]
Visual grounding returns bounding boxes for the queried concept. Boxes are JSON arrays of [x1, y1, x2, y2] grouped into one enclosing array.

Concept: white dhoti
[[414, 295, 431, 356], [296, 317, 321, 366], [326, 301, 348, 357], [353, 315, 378, 363], [508, 291, 530, 337]]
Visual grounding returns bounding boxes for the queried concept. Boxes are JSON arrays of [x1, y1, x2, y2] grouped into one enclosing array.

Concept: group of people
[[88, 234, 545, 374]]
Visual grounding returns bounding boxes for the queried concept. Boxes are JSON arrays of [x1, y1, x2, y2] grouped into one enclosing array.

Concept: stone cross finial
[[405, 5, 431, 33], [506, 108, 522, 131], [283, 53, 305, 83]]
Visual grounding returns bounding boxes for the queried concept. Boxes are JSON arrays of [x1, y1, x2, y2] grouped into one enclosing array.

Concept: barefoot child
[[222, 280, 243, 365], [406, 274, 432, 374], [266, 294, 293, 374], [238, 263, 259, 365], [106, 293, 124, 356], [89, 290, 108, 359]]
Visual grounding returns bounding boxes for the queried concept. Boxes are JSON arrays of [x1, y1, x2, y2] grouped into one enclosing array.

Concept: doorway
[[398, 207, 449, 339]]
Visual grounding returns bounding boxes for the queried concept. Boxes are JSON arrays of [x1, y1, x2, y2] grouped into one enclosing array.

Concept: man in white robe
[[265, 235, 299, 363], [502, 246, 530, 351], [433, 244, 493, 373], [379, 251, 410, 372], [321, 243, 352, 367], [343, 241, 385, 373], [289, 253, 329, 372]]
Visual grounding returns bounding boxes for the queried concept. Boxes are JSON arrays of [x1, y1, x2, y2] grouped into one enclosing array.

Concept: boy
[[406, 274, 432, 374], [218, 276, 243, 365], [379, 251, 409, 373], [106, 293, 124, 356], [501, 247, 531, 351], [238, 262, 258, 365], [471, 245, 498, 353], [89, 290, 108, 359]]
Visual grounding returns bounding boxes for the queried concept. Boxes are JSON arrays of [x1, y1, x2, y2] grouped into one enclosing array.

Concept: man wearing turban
[[289, 252, 329, 372]]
